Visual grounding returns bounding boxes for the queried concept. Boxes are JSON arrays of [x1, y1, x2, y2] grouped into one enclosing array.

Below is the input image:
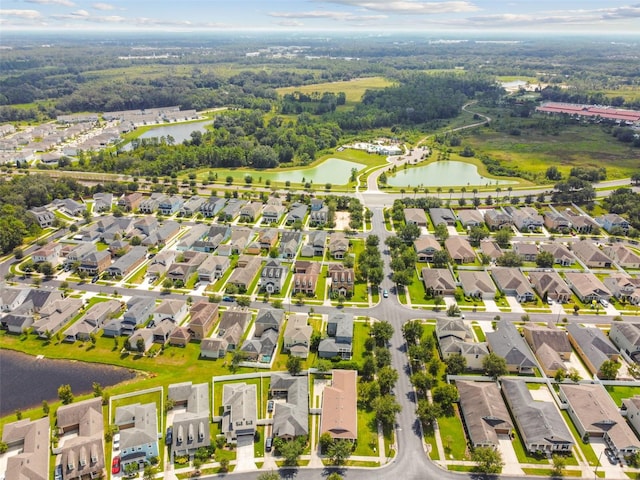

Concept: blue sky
[[1, 0, 639, 34]]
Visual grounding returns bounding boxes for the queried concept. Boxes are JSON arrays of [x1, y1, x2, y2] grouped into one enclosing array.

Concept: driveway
[[234, 434, 256, 472], [498, 436, 523, 475], [505, 296, 525, 313], [483, 298, 500, 313], [590, 438, 623, 478]]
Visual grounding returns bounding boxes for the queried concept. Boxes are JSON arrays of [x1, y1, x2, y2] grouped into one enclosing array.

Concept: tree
[[497, 251, 523, 267], [375, 347, 392, 369], [92, 382, 103, 398], [402, 320, 424, 345], [358, 381, 381, 408], [58, 384, 74, 405], [546, 166, 562, 181], [444, 353, 467, 375], [599, 359, 621, 380], [319, 432, 334, 454], [432, 384, 458, 414], [431, 250, 450, 268], [554, 369, 566, 383], [327, 439, 353, 465], [434, 223, 449, 243], [42, 400, 50, 416], [274, 436, 306, 466], [468, 226, 489, 246], [433, 295, 445, 311], [257, 473, 281, 480], [377, 365, 399, 394], [143, 465, 155, 480], [0, 441, 7, 454], [361, 356, 377, 381], [416, 399, 441, 425], [482, 352, 508, 378], [536, 251, 555, 268], [371, 320, 394, 347], [236, 296, 251, 307], [494, 228, 513, 248], [551, 454, 566, 477], [472, 446, 504, 474], [410, 371, 434, 395], [286, 355, 303, 376], [327, 474, 344, 480], [446, 303, 461, 317], [230, 349, 247, 373], [373, 394, 402, 427]]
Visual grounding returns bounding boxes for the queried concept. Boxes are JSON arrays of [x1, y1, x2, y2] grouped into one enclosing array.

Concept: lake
[[385, 160, 513, 188], [224, 158, 363, 185], [0, 349, 136, 416], [121, 119, 213, 151]]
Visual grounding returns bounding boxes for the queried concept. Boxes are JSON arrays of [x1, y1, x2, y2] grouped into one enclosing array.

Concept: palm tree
[[472, 188, 478, 200], [400, 188, 406, 198], [461, 187, 466, 199], [413, 186, 419, 198], [437, 187, 442, 199], [424, 188, 430, 196], [507, 186, 513, 201], [448, 188, 454, 202], [496, 187, 502, 203]]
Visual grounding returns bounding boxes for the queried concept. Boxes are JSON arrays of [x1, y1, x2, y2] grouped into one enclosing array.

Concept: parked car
[[112, 456, 121, 474], [605, 447, 617, 465], [265, 437, 273, 452], [600, 298, 609, 308], [267, 400, 274, 413], [165, 426, 173, 446], [91, 275, 100, 283], [383, 289, 389, 298], [54, 464, 63, 480], [222, 296, 235, 302], [113, 432, 120, 450]]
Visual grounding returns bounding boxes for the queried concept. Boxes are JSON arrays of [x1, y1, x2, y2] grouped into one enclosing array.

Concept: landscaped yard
[[213, 377, 269, 418], [437, 409, 468, 461], [353, 407, 379, 457]]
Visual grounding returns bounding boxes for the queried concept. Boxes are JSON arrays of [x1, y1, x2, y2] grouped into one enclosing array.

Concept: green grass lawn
[[471, 325, 486, 342], [111, 389, 163, 426], [352, 321, 370, 365], [423, 424, 440, 460], [213, 377, 269, 418], [605, 385, 640, 407], [353, 407, 379, 457], [437, 409, 468, 460], [276, 76, 394, 104]]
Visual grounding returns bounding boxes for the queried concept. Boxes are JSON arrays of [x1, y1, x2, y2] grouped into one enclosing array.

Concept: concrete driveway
[[234, 434, 256, 472], [590, 438, 624, 478], [505, 296, 525, 313], [498, 437, 523, 475]]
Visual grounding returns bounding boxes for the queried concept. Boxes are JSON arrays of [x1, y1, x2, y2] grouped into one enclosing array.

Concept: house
[[158, 195, 184, 215], [292, 261, 321, 296], [115, 403, 159, 470], [51, 198, 86, 217], [133, 216, 158, 237], [254, 308, 284, 336], [241, 328, 279, 362], [566, 323, 619, 377], [197, 256, 230, 282], [429, 207, 456, 226], [217, 308, 252, 350], [301, 231, 326, 257], [603, 244, 640, 268], [596, 213, 630, 234], [539, 243, 575, 266], [32, 297, 83, 338], [483, 209, 513, 230], [121, 297, 155, 335], [93, 192, 113, 213], [320, 370, 357, 441], [239, 201, 263, 222], [187, 301, 219, 340], [57, 398, 105, 480], [176, 224, 209, 251], [153, 319, 177, 345], [328, 263, 355, 297], [458, 270, 496, 300], [564, 272, 612, 303], [309, 204, 329, 226], [436, 317, 473, 342], [180, 196, 205, 217], [221, 383, 257, 442], [167, 251, 207, 283], [283, 313, 313, 358], [501, 379, 573, 453], [623, 396, 640, 439], [260, 259, 287, 294], [604, 273, 640, 305], [486, 320, 536, 374], [1, 417, 49, 480], [191, 224, 231, 252], [169, 382, 211, 458], [544, 211, 571, 232], [28, 206, 55, 228], [64, 299, 121, 342], [513, 242, 538, 262], [286, 202, 308, 225], [200, 197, 226, 217], [262, 203, 286, 224], [528, 271, 572, 303], [508, 206, 544, 232], [152, 299, 187, 324], [457, 209, 485, 228], [0, 285, 29, 312], [414, 235, 442, 262], [491, 267, 535, 302], [565, 210, 598, 234], [480, 239, 503, 261], [445, 236, 475, 264], [138, 193, 164, 214], [404, 208, 428, 227], [571, 240, 612, 268], [436, 317, 488, 370], [78, 250, 111, 275], [227, 256, 261, 292], [118, 192, 143, 212], [258, 229, 278, 251], [219, 198, 247, 222], [127, 328, 154, 353], [270, 373, 309, 440], [457, 380, 513, 448], [200, 337, 229, 359], [229, 227, 252, 254], [522, 324, 572, 376], [279, 231, 302, 258], [310, 198, 324, 211], [105, 246, 147, 277], [609, 323, 640, 362], [319, 312, 353, 359], [422, 268, 456, 296], [32, 242, 61, 265], [561, 384, 639, 458], [328, 232, 349, 259]]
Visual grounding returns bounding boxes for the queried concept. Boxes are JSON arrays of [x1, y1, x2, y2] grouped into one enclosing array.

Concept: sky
[[1, 0, 640, 35]]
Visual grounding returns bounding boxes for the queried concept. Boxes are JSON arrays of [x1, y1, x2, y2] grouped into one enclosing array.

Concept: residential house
[[571, 240, 612, 268], [200, 197, 226, 218], [484, 209, 513, 230], [51, 198, 86, 217], [32, 297, 83, 338], [28, 206, 55, 228], [240, 328, 279, 362], [604, 273, 640, 305], [64, 299, 121, 342], [320, 370, 357, 441], [118, 192, 143, 211], [436, 317, 488, 370], [0, 286, 29, 312], [603, 244, 640, 269], [104, 296, 154, 337], [596, 213, 630, 234], [133, 216, 158, 237], [280, 231, 302, 258], [539, 243, 576, 266], [309, 204, 329, 226], [413, 235, 441, 262], [422, 268, 456, 296], [32, 242, 61, 266], [159, 194, 184, 215], [138, 193, 165, 214], [258, 229, 278, 251], [254, 308, 285, 336], [566, 323, 619, 377], [262, 203, 286, 224], [168, 326, 191, 347], [292, 261, 321, 296], [623, 396, 640, 439], [217, 308, 252, 350], [200, 337, 229, 359], [544, 211, 571, 233], [609, 323, 640, 362], [167, 251, 207, 283], [229, 227, 252, 254], [197, 255, 230, 282], [528, 271, 572, 303], [508, 206, 544, 232], [328, 232, 349, 259], [445, 236, 475, 264], [458, 270, 497, 300], [564, 272, 612, 303], [404, 208, 428, 227], [221, 383, 257, 442], [191, 224, 231, 253], [93, 192, 113, 213], [283, 313, 313, 358], [227, 256, 261, 292], [187, 301, 219, 340], [57, 398, 105, 480], [1, 417, 49, 480], [457, 381, 513, 448], [127, 329, 154, 353], [286, 202, 308, 225], [457, 209, 484, 228], [145, 221, 180, 247], [168, 382, 211, 458], [501, 378, 573, 453], [480, 239, 503, 261], [301, 231, 326, 257], [310, 198, 324, 212], [270, 373, 309, 440], [513, 242, 538, 262], [561, 384, 639, 458], [219, 198, 247, 222], [176, 224, 209, 251], [115, 403, 159, 470], [491, 267, 535, 302], [239, 201, 263, 223], [565, 210, 598, 234], [105, 246, 147, 277], [152, 299, 187, 324], [429, 207, 456, 226], [78, 250, 111, 275], [328, 263, 354, 298], [180, 196, 205, 217], [319, 312, 353, 359], [260, 259, 287, 294], [146, 251, 177, 280], [522, 324, 572, 376], [486, 320, 536, 374]]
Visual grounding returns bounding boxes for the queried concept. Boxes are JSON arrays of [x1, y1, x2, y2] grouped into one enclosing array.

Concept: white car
[[113, 433, 120, 451], [600, 298, 609, 308]]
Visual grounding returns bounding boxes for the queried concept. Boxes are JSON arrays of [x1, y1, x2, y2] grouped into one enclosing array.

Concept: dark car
[[222, 296, 235, 302], [605, 448, 617, 465], [267, 400, 274, 413], [91, 275, 100, 283], [54, 464, 63, 480], [112, 456, 121, 475], [265, 437, 273, 452], [165, 426, 173, 446]]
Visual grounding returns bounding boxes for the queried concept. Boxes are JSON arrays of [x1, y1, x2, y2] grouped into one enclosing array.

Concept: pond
[[385, 160, 514, 188], [0, 349, 136, 416], [121, 119, 213, 151]]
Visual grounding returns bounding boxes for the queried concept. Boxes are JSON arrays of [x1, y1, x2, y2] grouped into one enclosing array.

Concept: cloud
[[275, 20, 305, 27], [0, 9, 42, 19], [92, 2, 115, 11], [312, 0, 479, 15], [269, 10, 387, 22], [24, 0, 75, 6], [71, 9, 90, 17]]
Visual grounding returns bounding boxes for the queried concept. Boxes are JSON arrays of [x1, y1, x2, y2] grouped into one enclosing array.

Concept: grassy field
[[276, 76, 394, 105], [438, 409, 468, 460], [605, 385, 640, 407]]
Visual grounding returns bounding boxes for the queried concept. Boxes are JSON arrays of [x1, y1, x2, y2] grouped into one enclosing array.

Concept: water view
[[121, 119, 213, 151], [0, 350, 136, 416], [227, 158, 364, 185], [385, 160, 514, 187]]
